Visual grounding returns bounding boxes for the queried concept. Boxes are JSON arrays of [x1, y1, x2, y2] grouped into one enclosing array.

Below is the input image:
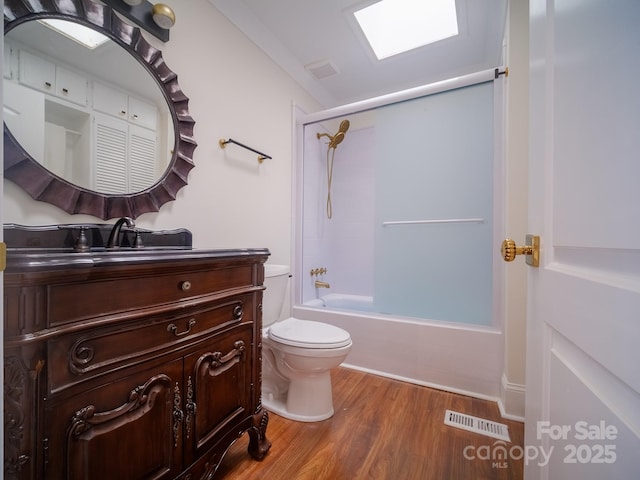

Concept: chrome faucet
[[107, 217, 136, 248], [314, 280, 331, 288]]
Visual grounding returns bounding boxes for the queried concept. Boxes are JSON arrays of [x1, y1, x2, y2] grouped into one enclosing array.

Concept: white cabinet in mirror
[[3, 19, 174, 196], [92, 81, 162, 194], [19, 50, 88, 106]]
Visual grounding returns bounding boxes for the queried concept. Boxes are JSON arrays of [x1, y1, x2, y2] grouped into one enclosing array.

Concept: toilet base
[[262, 371, 335, 422], [262, 395, 334, 423]]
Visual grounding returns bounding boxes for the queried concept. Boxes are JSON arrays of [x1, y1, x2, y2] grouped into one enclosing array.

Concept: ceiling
[[209, 0, 508, 108]]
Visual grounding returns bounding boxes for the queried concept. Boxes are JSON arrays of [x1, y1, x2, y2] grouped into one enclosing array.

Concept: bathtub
[[294, 293, 505, 404], [305, 293, 375, 312]]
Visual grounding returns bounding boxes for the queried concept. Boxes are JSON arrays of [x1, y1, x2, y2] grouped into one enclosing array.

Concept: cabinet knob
[[180, 281, 191, 291], [62, 88, 69, 94], [44, 81, 52, 88]]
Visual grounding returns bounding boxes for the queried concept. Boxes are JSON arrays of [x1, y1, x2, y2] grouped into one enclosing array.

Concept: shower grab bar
[[382, 218, 485, 226], [219, 138, 272, 164]]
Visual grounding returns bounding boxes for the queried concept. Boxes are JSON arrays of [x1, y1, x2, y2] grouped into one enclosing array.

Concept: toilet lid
[[268, 318, 351, 349]]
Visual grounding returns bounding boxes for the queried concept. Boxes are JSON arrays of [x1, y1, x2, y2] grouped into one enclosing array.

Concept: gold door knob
[[500, 239, 528, 261], [500, 235, 540, 267]]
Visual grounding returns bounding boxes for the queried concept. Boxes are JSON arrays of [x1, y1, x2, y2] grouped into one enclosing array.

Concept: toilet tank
[[262, 264, 290, 326]]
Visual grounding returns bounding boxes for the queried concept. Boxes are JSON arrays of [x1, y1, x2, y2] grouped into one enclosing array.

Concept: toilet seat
[[268, 318, 351, 349]]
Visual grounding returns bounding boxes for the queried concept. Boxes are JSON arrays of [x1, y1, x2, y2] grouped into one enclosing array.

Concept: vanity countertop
[[5, 247, 271, 273]]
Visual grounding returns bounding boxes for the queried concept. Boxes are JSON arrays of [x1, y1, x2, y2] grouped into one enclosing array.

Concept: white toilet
[[261, 264, 352, 422]]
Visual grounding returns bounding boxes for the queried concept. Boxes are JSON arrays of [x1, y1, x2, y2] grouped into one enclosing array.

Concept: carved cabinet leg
[[247, 407, 271, 460]]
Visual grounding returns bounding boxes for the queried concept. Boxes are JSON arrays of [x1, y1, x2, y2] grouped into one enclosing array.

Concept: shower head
[[317, 118, 350, 149], [329, 132, 345, 148]]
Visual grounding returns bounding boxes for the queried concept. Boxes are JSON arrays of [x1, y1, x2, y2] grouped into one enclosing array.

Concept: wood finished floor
[[216, 367, 524, 480]]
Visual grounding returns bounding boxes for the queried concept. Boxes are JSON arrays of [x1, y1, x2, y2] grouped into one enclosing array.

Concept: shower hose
[[326, 146, 336, 219]]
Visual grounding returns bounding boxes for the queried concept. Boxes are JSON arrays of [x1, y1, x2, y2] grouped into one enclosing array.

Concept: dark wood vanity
[[3, 248, 271, 479]]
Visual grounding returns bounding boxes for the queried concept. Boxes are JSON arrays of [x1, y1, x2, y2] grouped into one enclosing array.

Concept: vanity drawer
[[47, 293, 256, 395], [47, 264, 255, 326]]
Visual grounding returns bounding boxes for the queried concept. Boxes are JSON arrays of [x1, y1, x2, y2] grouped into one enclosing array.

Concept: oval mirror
[[4, 1, 197, 220]]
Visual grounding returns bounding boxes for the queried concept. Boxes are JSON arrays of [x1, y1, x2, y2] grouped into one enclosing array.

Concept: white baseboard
[[340, 363, 500, 404], [497, 373, 525, 422]]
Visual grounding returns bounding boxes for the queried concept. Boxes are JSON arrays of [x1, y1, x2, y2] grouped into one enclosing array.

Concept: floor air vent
[[444, 409, 510, 442]]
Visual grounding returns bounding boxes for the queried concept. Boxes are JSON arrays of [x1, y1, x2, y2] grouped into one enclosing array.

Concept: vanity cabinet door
[[43, 359, 184, 480], [183, 324, 253, 469]]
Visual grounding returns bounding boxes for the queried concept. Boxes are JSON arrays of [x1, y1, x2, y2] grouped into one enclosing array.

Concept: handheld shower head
[[329, 131, 345, 148], [316, 118, 351, 149], [317, 118, 350, 219]]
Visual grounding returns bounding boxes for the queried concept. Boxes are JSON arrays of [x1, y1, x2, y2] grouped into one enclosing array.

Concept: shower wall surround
[[302, 125, 375, 304]]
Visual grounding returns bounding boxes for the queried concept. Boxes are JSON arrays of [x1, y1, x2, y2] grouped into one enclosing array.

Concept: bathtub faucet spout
[[314, 280, 331, 288]]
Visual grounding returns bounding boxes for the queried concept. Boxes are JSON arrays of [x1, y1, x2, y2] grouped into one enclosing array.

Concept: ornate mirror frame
[[4, 0, 197, 220]]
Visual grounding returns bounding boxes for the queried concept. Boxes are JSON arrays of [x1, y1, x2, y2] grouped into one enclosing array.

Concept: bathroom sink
[[3, 223, 193, 252]]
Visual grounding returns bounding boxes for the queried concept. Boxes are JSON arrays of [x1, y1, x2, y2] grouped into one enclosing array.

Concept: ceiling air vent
[[444, 409, 511, 442], [304, 59, 340, 79]]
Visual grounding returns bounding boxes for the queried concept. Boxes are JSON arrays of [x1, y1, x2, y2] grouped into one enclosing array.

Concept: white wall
[[2, 0, 322, 265]]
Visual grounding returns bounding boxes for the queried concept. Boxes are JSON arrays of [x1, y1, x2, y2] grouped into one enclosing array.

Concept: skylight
[[39, 19, 110, 50], [354, 0, 458, 60]]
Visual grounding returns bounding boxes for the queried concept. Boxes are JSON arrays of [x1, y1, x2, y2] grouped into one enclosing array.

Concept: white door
[[525, 1, 640, 478]]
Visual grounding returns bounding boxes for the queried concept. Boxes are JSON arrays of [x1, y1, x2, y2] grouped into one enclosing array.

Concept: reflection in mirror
[[4, 19, 174, 194], [4, 0, 196, 220]]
